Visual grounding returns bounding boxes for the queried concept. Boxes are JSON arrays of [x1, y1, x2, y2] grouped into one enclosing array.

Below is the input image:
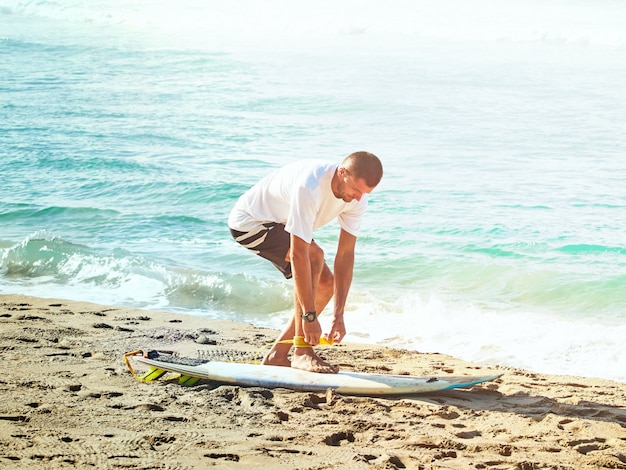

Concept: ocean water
[[1, 0, 625, 382]]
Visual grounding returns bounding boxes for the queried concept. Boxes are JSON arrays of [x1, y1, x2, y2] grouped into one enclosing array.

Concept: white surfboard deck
[[135, 356, 502, 395]]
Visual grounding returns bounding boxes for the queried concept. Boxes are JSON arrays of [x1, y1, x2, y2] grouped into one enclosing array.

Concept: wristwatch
[[301, 311, 317, 322]]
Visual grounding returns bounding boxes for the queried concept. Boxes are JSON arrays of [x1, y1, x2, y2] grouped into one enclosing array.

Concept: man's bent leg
[[261, 240, 336, 372], [231, 224, 295, 367], [315, 262, 334, 314], [262, 247, 296, 367], [261, 316, 295, 367], [291, 243, 339, 373], [262, 264, 333, 369]]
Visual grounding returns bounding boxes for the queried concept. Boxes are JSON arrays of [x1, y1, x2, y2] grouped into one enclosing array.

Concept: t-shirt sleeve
[[338, 197, 368, 237], [284, 185, 317, 243]]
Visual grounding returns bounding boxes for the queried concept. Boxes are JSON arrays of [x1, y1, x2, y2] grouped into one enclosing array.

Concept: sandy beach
[[0, 294, 624, 469]]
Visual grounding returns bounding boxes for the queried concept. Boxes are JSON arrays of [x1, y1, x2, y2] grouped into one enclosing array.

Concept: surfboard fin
[[179, 375, 200, 386], [141, 367, 168, 382]]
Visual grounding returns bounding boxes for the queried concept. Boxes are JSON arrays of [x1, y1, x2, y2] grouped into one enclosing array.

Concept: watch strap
[[301, 311, 317, 322]]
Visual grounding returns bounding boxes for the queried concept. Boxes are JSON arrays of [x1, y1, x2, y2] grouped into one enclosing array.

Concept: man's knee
[[309, 243, 325, 267], [318, 264, 334, 292], [310, 243, 333, 289]]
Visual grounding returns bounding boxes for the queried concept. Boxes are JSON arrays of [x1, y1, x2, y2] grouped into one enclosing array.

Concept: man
[[228, 151, 383, 373]]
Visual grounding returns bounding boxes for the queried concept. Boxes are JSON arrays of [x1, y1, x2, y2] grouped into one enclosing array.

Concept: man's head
[[334, 151, 383, 202]]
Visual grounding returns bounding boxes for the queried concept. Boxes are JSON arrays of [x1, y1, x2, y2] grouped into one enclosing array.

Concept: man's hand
[[327, 315, 346, 343], [302, 318, 322, 346]]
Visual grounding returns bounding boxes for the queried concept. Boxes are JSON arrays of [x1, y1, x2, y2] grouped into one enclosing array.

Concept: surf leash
[[252, 335, 335, 363], [123, 350, 153, 382]]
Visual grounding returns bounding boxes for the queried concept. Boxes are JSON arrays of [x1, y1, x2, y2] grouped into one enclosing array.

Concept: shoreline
[[1, 294, 625, 469]]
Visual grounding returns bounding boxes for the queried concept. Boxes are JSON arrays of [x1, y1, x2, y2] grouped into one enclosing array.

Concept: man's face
[[337, 168, 376, 202]]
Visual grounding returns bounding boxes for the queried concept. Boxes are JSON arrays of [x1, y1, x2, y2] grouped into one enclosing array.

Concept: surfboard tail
[[124, 350, 202, 386]]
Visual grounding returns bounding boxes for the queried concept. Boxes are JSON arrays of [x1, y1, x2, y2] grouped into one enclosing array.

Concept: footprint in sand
[[323, 431, 355, 446], [205, 453, 240, 462], [567, 437, 608, 455]]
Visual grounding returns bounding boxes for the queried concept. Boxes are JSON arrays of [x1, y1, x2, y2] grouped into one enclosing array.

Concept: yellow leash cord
[[123, 350, 144, 379], [252, 335, 335, 364], [123, 349, 169, 382]]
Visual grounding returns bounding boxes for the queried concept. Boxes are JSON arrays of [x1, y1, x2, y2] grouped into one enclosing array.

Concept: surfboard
[[131, 354, 502, 395]]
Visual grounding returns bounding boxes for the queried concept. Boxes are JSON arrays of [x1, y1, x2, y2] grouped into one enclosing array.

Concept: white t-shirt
[[228, 160, 368, 243]]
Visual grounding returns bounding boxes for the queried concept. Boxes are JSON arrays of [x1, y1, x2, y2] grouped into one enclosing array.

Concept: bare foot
[[291, 349, 339, 374], [261, 348, 291, 367]]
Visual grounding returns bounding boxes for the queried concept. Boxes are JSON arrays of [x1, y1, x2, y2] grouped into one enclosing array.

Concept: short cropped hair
[[342, 151, 383, 188]]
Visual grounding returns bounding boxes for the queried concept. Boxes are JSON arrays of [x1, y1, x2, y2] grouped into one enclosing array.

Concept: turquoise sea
[[1, 0, 625, 381]]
